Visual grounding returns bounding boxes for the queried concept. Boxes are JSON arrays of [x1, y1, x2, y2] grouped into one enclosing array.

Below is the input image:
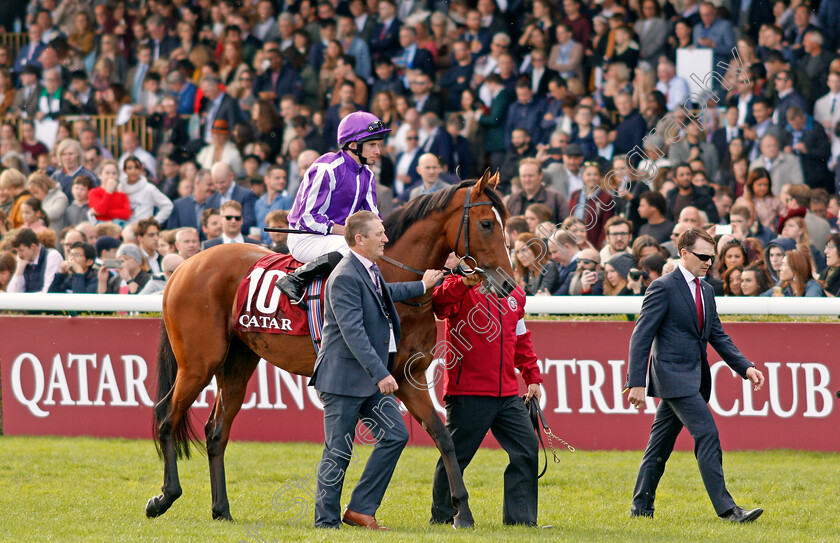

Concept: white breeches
[[287, 233, 350, 263]]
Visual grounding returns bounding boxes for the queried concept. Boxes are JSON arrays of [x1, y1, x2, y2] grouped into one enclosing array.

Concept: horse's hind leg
[[206, 338, 260, 521]]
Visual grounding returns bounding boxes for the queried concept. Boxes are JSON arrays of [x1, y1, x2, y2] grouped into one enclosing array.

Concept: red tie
[[694, 277, 704, 332]]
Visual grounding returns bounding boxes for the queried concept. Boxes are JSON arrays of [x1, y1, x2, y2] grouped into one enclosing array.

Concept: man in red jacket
[[429, 272, 543, 526]]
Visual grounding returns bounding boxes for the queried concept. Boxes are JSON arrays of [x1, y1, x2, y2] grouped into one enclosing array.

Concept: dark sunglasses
[[689, 250, 715, 263], [223, 215, 242, 221], [406, 136, 418, 140], [579, 259, 596, 265]]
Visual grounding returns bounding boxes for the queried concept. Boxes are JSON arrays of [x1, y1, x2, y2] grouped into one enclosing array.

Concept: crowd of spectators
[[0, 0, 838, 299]]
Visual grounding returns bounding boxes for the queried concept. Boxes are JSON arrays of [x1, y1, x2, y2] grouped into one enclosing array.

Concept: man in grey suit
[[310, 210, 442, 530], [625, 227, 766, 523]]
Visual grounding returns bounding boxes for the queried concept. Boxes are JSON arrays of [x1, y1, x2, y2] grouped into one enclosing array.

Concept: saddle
[[233, 253, 328, 353]]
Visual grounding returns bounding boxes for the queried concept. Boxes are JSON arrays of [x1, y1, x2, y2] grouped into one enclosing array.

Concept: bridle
[[380, 187, 495, 306]]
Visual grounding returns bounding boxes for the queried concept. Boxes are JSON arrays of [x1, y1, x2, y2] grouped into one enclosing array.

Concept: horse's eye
[[480, 220, 493, 230]]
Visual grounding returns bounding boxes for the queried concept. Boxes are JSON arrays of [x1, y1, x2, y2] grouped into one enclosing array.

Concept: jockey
[[277, 110, 391, 304]]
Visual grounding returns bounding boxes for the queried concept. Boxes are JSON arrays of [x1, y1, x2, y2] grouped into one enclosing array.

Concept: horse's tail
[[153, 320, 203, 460]]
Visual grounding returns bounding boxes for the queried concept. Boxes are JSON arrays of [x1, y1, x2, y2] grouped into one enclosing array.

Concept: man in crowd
[[135, 218, 163, 275], [637, 191, 674, 244], [8, 228, 63, 293], [409, 154, 448, 200], [203, 201, 262, 249], [505, 158, 569, 222], [666, 163, 719, 223], [48, 242, 98, 293], [212, 162, 256, 234], [255, 165, 294, 245], [599, 217, 633, 264], [174, 228, 201, 259]]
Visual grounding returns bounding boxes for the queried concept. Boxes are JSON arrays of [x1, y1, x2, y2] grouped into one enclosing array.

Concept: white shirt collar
[[677, 263, 699, 283], [222, 232, 244, 243], [351, 249, 375, 271]]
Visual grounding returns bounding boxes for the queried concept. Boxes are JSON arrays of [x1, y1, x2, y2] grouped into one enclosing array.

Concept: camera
[[629, 269, 649, 281]]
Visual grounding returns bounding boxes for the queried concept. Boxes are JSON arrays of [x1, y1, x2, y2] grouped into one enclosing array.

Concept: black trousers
[[631, 393, 737, 516], [431, 394, 539, 525]]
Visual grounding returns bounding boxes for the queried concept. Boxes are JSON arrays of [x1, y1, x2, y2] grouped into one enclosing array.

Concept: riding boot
[[276, 251, 344, 307]]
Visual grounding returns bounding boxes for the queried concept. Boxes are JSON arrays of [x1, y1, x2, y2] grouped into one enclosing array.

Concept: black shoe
[[276, 251, 344, 308], [720, 506, 763, 523], [630, 511, 653, 518]]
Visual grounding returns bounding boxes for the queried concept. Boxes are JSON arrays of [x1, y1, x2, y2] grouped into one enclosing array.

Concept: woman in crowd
[[571, 105, 597, 160], [604, 253, 634, 295], [513, 233, 559, 295], [562, 216, 597, 252], [819, 233, 840, 297], [97, 243, 151, 294], [723, 265, 744, 296], [761, 249, 825, 297], [20, 197, 49, 233], [220, 41, 249, 96], [372, 91, 399, 129], [740, 263, 772, 296], [570, 162, 614, 247], [27, 172, 69, 234], [1, 168, 30, 228], [0, 179, 11, 217], [252, 100, 283, 163], [763, 237, 796, 284], [0, 251, 15, 292], [0, 69, 14, 116], [631, 235, 662, 263], [734, 168, 786, 232], [716, 239, 749, 278], [68, 11, 96, 58], [715, 155, 749, 198], [319, 39, 343, 102], [779, 215, 826, 273], [635, 0, 668, 63], [118, 157, 172, 225], [97, 83, 134, 121], [20, 121, 48, 172], [524, 203, 552, 233], [95, 34, 127, 84]]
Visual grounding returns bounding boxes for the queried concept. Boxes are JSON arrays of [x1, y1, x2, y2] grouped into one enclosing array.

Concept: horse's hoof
[[212, 510, 234, 521], [453, 516, 474, 529], [146, 497, 163, 518]]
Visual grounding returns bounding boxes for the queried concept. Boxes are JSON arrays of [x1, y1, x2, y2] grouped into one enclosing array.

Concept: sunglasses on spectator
[[223, 215, 242, 221], [406, 135, 418, 140], [689, 250, 715, 262], [579, 259, 597, 265]]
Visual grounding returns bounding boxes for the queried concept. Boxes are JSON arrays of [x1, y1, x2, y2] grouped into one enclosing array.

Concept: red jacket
[[432, 275, 542, 397], [88, 187, 132, 221]]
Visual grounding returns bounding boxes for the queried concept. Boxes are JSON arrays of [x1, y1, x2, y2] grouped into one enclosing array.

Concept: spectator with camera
[[627, 254, 666, 296], [569, 248, 603, 296], [48, 241, 98, 293], [97, 243, 151, 295]]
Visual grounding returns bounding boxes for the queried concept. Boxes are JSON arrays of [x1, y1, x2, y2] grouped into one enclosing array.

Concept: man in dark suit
[[439, 41, 475, 112], [613, 91, 648, 159], [711, 105, 745, 163], [211, 162, 257, 234], [369, 0, 401, 58], [11, 65, 43, 118], [145, 15, 179, 61], [625, 227, 765, 522], [13, 24, 46, 74], [786, 106, 832, 191], [310, 210, 441, 529], [409, 71, 444, 118], [479, 74, 514, 171], [393, 26, 434, 79], [167, 170, 221, 237], [252, 48, 304, 103], [201, 201, 262, 249], [548, 231, 580, 295], [199, 75, 242, 145]]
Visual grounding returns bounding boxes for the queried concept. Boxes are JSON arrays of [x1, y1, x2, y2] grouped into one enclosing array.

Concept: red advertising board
[[1, 317, 837, 450]]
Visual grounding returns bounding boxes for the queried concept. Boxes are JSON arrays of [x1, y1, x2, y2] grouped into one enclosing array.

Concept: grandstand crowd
[[0, 0, 838, 298]]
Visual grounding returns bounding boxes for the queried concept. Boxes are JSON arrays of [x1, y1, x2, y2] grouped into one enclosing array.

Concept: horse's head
[[446, 170, 516, 298]]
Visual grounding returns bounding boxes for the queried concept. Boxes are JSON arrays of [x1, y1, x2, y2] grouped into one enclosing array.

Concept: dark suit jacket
[[13, 42, 46, 74], [166, 192, 222, 234], [793, 125, 832, 190], [711, 126, 743, 164], [528, 67, 559, 98], [625, 268, 753, 401], [419, 128, 454, 172], [201, 235, 261, 250], [413, 91, 444, 118], [252, 65, 303, 101], [228, 184, 258, 234], [440, 63, 474, 111], [11, 84, 43, 118], [478, 88, 514, 153], [370, 19, 402, 58], [200, 93, 242, 141], [310, 253, 425, 397], [398, 46, 435, 78]]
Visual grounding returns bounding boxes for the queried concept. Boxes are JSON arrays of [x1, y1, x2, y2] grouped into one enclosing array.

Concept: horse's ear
[[489, 170, 500, 189], [471, 169, 491, 199]]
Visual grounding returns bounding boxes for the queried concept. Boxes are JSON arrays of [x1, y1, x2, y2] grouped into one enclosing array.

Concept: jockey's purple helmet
[[337, 111, 391, 148]]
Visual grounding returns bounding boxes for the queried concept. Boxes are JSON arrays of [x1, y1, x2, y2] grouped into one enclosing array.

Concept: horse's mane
[[383, 180, 508, 248]]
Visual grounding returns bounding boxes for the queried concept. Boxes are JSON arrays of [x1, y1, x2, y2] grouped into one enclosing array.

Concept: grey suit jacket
[[310, 253, 426, 397], [625, 268, 753, 401], [11, 84, 43, 118]]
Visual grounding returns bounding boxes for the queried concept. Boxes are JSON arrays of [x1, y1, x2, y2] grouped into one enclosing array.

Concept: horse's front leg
[[396, 378, 475, 529]]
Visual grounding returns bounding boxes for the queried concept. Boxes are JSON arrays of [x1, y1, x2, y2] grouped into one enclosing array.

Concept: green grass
[[0, 437, 838, 542]]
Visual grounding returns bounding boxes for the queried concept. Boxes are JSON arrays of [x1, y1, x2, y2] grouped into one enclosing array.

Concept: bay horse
[[146, 172, 516, 527]]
